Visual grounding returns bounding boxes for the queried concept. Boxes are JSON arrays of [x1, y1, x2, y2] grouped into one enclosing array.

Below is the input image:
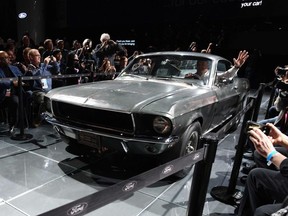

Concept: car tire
[[161, 121, 202, 179], [175, 121, 202, 178]]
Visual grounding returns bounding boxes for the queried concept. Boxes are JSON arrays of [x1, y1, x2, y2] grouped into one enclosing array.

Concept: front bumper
[[45, 115, 179, 155]]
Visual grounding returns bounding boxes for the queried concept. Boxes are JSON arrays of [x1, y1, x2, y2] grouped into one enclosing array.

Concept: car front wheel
[[160, 121, 202, 179], [175, 121, 202, 178]]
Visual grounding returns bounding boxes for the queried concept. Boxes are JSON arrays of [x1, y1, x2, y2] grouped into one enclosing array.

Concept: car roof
[[139, 51, 229, 62]]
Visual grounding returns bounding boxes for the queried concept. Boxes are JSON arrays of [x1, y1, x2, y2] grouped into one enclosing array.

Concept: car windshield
[[119, 55, 212, 85]]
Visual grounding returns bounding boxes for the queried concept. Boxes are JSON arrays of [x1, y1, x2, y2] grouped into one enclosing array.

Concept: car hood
[[46, 79, 212, 114]]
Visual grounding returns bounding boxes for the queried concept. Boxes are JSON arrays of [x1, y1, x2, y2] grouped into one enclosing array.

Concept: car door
[[211, 60, 241, 128]]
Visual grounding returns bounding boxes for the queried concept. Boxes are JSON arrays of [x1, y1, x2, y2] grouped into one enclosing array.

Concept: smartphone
[[245, 120, 270, 135]]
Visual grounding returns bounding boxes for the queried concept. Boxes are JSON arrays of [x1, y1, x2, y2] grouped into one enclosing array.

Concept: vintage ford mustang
[[44, 51, 249, 178]]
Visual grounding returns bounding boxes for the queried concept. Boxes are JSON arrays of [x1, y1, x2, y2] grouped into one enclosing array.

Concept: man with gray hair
[[93, 33, 125, 72]]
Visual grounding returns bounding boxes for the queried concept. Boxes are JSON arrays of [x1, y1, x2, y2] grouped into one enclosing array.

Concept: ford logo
[[67, 202, 88, 216], [122, 181, 137, 192], [162, 165, 174, 175]]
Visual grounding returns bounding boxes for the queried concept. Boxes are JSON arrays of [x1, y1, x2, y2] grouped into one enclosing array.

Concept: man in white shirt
[[185, 50, 249, 84]]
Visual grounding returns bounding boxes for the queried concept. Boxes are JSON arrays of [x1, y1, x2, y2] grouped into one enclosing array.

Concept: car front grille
[[51, 101, 134, 135]]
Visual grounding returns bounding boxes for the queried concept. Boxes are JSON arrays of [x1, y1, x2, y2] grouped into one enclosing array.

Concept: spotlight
[[18, 12, 27, 19]]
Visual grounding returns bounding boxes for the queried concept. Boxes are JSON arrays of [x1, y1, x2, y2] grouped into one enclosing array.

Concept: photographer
[[49, 49, 64, 88], [93, 33, 125, 71], [254, 66, 288, 129], [237, 66, 288, 214], [247, 66, 288, 169], [98, 58, 116, 80], [26, 49, 58, 127], [275, 66, 288, 99], [42, 39, 54, 60], [76, 38, 96, 73], [63, 52, 85, 86], [237, 123, 288, 216], [241, 66, 288, 184], [271, 66, 288, 131], [242, 66, 288, 174]]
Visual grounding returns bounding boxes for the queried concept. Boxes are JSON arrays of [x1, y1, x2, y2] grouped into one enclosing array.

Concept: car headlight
[[153, 116, 172, 134]]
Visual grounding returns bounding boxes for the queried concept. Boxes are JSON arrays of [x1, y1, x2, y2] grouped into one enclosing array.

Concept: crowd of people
[[234, 66, 288, 215], [0, 32, 132, 134]]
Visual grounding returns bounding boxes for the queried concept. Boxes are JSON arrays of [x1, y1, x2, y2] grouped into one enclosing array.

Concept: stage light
[[18, 12, 27, 19]]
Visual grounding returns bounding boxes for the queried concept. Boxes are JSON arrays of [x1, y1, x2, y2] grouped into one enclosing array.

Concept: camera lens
[[276, 67, 287, 76]]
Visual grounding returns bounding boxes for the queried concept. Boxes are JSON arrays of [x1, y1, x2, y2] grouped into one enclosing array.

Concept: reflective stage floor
[[0, 90, 270, 216]]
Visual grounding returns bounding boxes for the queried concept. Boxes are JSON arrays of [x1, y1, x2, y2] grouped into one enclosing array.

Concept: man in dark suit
[[0, 51, 24, 134]]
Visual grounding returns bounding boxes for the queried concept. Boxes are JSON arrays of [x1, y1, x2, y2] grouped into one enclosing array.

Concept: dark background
[[1, 0, 288, 85], [1, 0, 287, 53]]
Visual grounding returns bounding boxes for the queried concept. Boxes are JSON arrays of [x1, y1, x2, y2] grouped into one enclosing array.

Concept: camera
[[80, 59, 95, 72], [107, 40, 116, 46], [276, 80, 288, 93], [245, 120, 270, 135], [276, 67, 288, 77]]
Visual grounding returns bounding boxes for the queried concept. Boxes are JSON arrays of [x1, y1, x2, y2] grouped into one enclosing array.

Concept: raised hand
[[233, 50, 249, 68]]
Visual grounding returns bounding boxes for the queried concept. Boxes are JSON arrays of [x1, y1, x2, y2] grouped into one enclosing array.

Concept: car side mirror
[[218, 77, 234, 84]]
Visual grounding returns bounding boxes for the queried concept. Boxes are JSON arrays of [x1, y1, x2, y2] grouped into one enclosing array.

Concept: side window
[[217, 60, 230, 72], [216, 60, 233, 85]]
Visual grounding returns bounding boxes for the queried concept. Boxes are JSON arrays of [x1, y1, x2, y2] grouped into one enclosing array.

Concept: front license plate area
[[77, 131, 101, 149]]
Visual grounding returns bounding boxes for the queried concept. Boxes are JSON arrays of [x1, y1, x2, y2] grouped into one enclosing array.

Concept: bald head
[[0, 51, 9, 67], [0, 50, 7, 58]]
